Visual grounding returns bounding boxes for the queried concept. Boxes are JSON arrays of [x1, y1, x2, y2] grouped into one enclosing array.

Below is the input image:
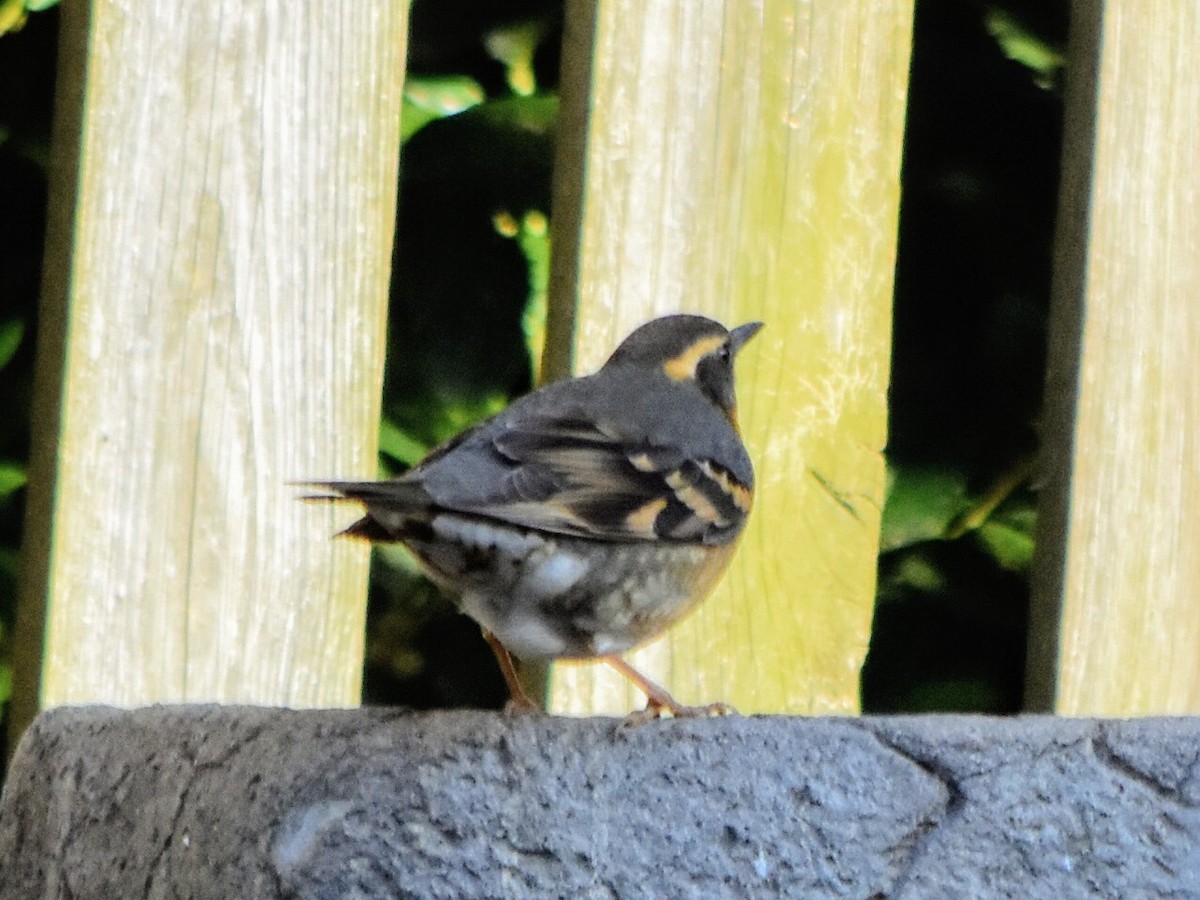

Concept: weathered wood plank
[[12, 0, 408, 738], [548, 0, 912, 714], [1029, 1, 1200, 714]]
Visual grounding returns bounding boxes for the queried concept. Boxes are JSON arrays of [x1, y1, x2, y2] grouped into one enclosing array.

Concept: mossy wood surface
[[1030, 2, 1200, 715], [12, 1, 408, 739], [548, 0, 913, 715]]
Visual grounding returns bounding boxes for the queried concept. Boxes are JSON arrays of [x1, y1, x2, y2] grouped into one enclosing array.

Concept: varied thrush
[[308, 314, 762, 717]]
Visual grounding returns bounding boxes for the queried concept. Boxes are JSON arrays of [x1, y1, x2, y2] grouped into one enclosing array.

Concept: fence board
[[1029, 1, 1200, 714], [547, 0, 912, 715], [10, 0, 407, 747]]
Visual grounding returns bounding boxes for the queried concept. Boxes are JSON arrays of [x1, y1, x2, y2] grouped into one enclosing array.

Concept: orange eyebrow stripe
[[662, 335, 725, 381]]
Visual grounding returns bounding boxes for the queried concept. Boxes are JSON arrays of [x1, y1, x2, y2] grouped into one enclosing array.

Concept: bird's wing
[[457, 414, 752, 545]]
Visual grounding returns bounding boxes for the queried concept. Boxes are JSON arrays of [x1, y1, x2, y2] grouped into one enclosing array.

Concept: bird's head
[[602, 314, 763, 426]]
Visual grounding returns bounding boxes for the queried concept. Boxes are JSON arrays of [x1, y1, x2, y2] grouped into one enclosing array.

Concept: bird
[[306, 314, 762, 717]]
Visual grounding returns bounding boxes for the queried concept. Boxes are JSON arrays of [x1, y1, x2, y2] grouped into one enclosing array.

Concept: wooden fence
[[7, 0, 1198, 755]]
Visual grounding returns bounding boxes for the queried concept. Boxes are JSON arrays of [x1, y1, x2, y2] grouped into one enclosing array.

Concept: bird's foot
[[603, 655, 738, 724], [502, 694, 545, 715], [482, 628, 545, 714]]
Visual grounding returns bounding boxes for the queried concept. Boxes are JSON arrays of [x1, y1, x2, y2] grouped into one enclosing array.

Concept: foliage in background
[[0, 0, 56, 39], [0, 0, 1069, 740], [863, 0, 1067, 712], [0, 4, 55, 768], [0, 319, 26, 710], [363, 5, 560, 707]]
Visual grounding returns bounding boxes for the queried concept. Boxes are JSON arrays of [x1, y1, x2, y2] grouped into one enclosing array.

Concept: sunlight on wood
[[549, 0, 912, 715], [19, 2, 408, 723], [1032, 2, 1200, 715]]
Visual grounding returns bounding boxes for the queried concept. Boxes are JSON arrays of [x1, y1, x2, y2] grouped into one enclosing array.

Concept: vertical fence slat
[[1029, 1, 1200, 714], [11, 1, 408, 745], [547, 0, 913, 715]]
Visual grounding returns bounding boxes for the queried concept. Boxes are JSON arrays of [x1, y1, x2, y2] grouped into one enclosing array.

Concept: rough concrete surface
[[0, 707, 1198, 899]]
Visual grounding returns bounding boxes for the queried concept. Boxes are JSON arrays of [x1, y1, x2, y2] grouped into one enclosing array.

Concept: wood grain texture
[[548, 0, 912, 715], [1031, 1, 1200, 714], [22, 0, 407, 711]]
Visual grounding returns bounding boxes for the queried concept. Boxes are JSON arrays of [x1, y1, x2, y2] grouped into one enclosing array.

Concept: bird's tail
[[295, 480, 433, 541]]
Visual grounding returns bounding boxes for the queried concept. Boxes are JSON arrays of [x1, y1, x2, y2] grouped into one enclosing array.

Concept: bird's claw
[[622, 698, 739, 726]]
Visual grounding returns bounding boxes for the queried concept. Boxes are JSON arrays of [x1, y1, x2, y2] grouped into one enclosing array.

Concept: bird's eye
[[718, 343, 731, 362]]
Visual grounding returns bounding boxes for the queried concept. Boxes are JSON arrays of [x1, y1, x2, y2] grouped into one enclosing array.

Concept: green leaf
[[372, 542, 423, 579], [401, 75, 485, 144], [484, 19, 548, 97], [880, 465, 970, 552], [378, 419, 430, 469], [0, 318, 24, 371], [472, 94, 557, 136], [0, 0, 27, 35], [888, 551, 948, 595], [975, 502, 1037, 572], [984, 9, 1065, 90], [386, 392, 509, 459], [493, 209, 550, 384], [0, 462, 26, 498]]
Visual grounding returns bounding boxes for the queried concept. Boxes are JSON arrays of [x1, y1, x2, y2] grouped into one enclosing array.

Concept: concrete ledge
[[1, 707, 1198, 898]]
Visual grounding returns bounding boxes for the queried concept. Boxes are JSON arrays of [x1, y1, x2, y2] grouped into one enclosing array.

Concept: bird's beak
[[730, 321, 764, 355]]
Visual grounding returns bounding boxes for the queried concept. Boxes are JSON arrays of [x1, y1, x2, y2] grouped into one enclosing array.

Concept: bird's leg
[[603, 655, 738, 721], [481, 629, 543, 713]]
